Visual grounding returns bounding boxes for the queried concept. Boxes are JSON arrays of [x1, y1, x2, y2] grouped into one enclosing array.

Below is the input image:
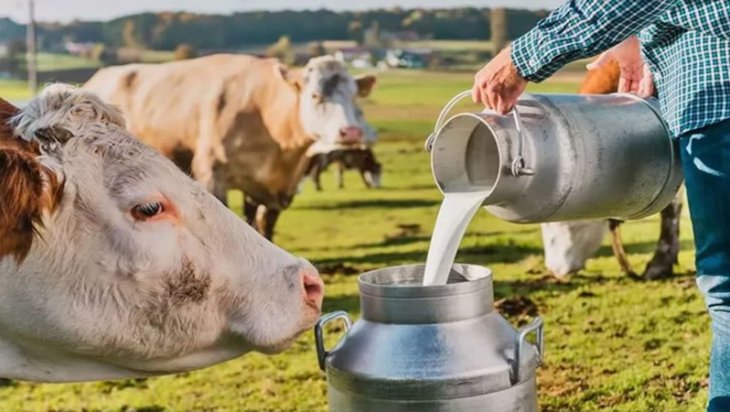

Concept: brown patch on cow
[[216, 91, 227, 115], [579, 60, 620, 94], [123, 71, 138, 90], [322, 74, 341, 97], [0, 98, 63, 262], [164, 260, 211, 305], [355, 75, 377, 97]]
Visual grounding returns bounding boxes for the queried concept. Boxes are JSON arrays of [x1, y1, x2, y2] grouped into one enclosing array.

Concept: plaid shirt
[[511, 0, 730, 137]]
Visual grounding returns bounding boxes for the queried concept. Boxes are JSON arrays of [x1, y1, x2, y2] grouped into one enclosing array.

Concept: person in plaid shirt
[[471, 1, 729, 410]]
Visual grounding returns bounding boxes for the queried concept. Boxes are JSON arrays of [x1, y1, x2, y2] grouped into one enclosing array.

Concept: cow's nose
[[300, 266, 324, 309], [339, 126, 363, 142]]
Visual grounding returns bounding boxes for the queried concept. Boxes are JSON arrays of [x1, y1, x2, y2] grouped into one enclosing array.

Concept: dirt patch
[[316, 262, 361, 276], [385, 223, 422, 240], [495, 296, 539, 319]]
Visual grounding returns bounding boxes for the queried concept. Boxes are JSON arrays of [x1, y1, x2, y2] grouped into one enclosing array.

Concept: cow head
[[0, 85, 324, 382], [278, 56, 376, 145]]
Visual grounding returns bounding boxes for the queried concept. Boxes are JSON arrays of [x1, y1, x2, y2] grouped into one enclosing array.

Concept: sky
[[1, 0, 563, 23]]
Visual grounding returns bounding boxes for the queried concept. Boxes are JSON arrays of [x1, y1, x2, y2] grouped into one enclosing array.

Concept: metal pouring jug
[[425, 91, 684, 223], [315, 264, 544, 412]]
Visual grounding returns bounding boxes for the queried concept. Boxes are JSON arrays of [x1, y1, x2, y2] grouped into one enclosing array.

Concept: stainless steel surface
[[428, 92, 684, 223], [316, 264, 542, 412]]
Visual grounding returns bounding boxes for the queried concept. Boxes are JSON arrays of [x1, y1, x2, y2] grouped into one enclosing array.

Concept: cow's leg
[[360, 167, 374, 188], [256, 206, 281, 241], [308, 155, 326, 192], [608, 219, 637, 277], [313, 162, 324, 192], [243, 196, 259, 227], [642, 196, 683, 280], [337, 161, 346, 189]]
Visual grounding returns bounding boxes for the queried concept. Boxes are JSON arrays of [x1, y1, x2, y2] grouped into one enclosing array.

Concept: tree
[[491, 8, 509, 53], [363, 21, 381, 48], [174, 43, 197, 60], [122, 20, 141, 49], [348, 21, 364, 44]]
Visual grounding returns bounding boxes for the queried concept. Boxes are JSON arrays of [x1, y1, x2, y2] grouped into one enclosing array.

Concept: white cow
[[0, 85, 324, 382]]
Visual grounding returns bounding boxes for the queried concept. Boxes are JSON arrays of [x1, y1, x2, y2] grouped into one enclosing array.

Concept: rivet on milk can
[[425, 91, 684, 222], [314, 264, 544, 412]]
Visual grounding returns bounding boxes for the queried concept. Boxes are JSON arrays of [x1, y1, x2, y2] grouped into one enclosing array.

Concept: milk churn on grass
[[315, 264, 543, 412]]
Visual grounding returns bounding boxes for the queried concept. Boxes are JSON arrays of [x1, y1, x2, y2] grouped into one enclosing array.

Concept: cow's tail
[[609, 219, 639, 278]]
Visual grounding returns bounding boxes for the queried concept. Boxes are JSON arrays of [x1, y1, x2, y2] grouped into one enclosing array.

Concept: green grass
[[394, 39, 495, 52], [140, 50, 176, 63], [0, 79, 33, 101], [0, 70, 708, 411], [35, 52, 101, 71]]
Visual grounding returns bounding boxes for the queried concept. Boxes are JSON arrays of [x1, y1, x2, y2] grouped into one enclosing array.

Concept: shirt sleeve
[[510, 0, 679, 82]]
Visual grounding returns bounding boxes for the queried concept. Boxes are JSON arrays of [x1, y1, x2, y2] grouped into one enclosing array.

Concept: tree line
[[0, 8, 549, 52]]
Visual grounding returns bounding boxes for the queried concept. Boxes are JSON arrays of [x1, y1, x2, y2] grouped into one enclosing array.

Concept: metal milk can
[[425, 91, 684, 223], [315, 264, 544, 411]]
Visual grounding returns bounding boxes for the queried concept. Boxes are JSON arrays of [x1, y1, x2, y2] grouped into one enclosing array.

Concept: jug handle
[[425, 90, 535, 177], [512, 316, 545, 384], [314, 311, 353, 372]]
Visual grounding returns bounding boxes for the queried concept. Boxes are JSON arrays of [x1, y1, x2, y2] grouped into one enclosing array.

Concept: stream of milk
[[422, 191, 490, 286]]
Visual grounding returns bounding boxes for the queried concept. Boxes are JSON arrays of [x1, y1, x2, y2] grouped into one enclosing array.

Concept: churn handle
[[314, 311, 353, 372], [512, 316, 545, 384], [425, 90, 535, 177]]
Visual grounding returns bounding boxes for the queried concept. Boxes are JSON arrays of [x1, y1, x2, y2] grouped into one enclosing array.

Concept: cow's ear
[[355, 75, 377, 98], [0, 99, 61, 262], [274, 62, 303, 91]]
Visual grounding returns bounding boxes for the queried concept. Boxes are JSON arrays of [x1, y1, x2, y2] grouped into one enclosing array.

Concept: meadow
[[0, 69, 708, 411]]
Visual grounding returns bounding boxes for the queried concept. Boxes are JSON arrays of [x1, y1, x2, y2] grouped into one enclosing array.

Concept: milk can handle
[[314, 311, 352, 372], [512, 316, 544, 384], [425, 90, 534, 177]]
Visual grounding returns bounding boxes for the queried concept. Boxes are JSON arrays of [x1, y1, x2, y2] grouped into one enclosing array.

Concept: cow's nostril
[[302, 271, 324, 308]]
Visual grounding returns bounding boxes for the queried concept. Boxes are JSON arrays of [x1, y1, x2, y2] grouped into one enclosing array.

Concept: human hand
[[471, 45, 529, 114], [587, 36, 655, 98]]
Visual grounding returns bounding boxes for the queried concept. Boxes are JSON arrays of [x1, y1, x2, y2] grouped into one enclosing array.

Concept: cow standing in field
[[85, 54, 377, 240], [542, 60, 683, 279], [0, 85, 323, 382]]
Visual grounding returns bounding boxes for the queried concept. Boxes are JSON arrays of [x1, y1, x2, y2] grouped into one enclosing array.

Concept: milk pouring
[[422, 191, 489, 285], [422, 91, 683, 285], [314, 91, 681, 411]]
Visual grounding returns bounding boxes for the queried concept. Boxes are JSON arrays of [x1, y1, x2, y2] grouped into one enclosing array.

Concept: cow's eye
[[132, 201, 164, 220], [312, 93, 322, 102]]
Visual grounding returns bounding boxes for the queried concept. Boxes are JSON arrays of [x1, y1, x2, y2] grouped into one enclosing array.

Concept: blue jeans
[[680, 118, 730, 411]]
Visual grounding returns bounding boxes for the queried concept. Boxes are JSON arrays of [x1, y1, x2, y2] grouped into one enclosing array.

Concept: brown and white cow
[[0, 84, 323, 382], [542, 60, 683, 279], [84, 54, 377, 240]]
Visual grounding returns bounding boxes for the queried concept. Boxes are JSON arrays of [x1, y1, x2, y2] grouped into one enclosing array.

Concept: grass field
[[0, 70, 709, 411]]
